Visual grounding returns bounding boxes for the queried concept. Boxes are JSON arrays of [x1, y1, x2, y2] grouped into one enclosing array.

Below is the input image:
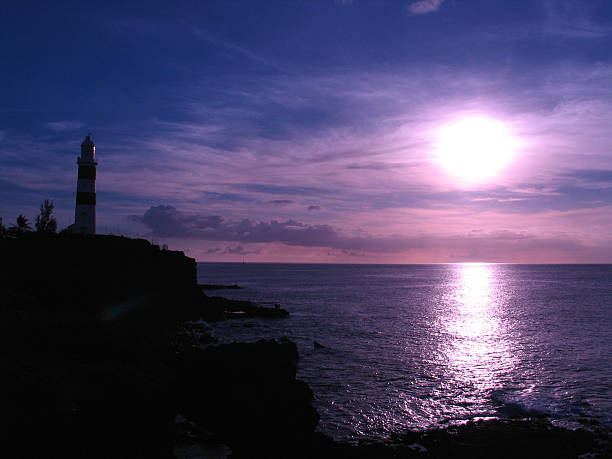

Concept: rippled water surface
[[199, 263, 612, 440]]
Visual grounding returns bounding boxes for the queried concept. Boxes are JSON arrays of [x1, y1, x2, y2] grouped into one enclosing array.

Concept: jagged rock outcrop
[[176, 339, 319, 458], [311, 420, 611, 459]]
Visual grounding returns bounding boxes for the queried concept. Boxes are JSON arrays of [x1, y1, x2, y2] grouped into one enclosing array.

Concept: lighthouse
[[74, 134, 97, 234]]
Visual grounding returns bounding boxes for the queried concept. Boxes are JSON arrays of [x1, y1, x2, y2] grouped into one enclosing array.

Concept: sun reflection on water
[[439, 263, 516, 413], [453, 263, 495, 338]]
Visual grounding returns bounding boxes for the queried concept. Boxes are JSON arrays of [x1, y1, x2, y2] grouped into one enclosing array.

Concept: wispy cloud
[[543, 0, 610, 39], [4, 63, 612, 217], [192, 27, 286, 73], [222, 244, 261, 255], [346, 161, 414, 170], [46, 120, 83, 131], [409, 0, 445, 15]]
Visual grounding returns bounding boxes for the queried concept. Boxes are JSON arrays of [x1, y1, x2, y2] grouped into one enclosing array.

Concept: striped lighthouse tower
[[74, 134, 97, 234]]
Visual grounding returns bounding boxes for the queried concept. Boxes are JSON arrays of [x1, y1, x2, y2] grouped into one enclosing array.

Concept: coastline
[[3, 234, 610, 458]]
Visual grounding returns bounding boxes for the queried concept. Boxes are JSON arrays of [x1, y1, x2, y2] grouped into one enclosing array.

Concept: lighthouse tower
[[74, 134, 97, 234]]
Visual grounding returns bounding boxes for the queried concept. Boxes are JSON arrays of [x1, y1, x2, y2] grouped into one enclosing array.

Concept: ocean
[[197, 263, 612, 441]]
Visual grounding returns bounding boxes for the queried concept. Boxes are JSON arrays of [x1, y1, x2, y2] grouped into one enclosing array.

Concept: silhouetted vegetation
[[34, 199, 57, 233], [1, 199, 59, 239], [0, 217, 7, 238], [9, 214, 32, 235]]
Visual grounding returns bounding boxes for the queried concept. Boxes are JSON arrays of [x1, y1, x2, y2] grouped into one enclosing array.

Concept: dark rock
[[172, 321, 217, 351], [395, 419, 612, 459], [311, 420, 612, 459], [314, 341, 326, 349], [1, 233, 203, 318], [199, 283, 242, 290], [204, 295, 290, 320], [0, 234, 203, 457], [176, 339, 319, 458]]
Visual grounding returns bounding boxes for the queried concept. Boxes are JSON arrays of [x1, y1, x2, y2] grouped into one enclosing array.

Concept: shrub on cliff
[[9, 214, 32, 235], [0, 217, 7, 238], [34, 199, 58, 233]]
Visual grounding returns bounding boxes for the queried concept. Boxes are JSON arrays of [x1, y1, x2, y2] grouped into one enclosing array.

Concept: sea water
[[198, 263, 612, 440]]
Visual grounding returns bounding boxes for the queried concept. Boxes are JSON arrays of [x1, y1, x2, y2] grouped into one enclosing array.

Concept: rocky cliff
[[1, 234, 316, 458]]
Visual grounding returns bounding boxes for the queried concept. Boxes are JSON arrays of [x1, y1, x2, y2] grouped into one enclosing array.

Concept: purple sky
[[1, 0, 611, 262]]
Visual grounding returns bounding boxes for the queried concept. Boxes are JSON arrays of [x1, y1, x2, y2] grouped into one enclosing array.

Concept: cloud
[[269, 199, 294, 205], [223, 245, 261, 255], [409, 0, 444, 15], [73, 62, 612, 224], [203, 191, 254, 202], [346, 161, 413, 170], [543, 0, 610, 39], [236, 183, 331, 197], [327, 250, 365, 257], [565, 169, 612, 186], [307, 205, 321, 211], [192, 27, 284, 72], [133, 205, 342, 246], [131, 205, 612, 262], [46, 120, 83, 131]]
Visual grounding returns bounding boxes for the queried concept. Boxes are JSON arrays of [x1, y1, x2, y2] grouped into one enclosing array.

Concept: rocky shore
[[2, 233, 610, 458], [199, 284, 242, 290]]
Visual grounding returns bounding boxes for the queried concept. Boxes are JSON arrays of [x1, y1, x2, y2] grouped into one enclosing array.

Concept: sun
[[435, 117, 516, 181]]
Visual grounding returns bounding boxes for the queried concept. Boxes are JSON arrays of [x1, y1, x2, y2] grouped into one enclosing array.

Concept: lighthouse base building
[[73, 135, 97, 234]]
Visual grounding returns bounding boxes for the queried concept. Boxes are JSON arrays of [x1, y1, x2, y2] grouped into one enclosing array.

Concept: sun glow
[[435, 117, 516, 181]]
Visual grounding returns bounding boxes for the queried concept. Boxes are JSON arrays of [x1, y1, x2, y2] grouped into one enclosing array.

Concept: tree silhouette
[[0, 217, 7, 238], [35, 199, 58, 233], [11, 215, 32, 232]]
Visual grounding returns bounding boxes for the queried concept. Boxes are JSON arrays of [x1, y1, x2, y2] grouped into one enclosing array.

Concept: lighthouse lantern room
[[74, 134, 97, 234]]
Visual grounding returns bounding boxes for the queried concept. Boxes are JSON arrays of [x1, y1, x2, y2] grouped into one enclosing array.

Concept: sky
[[1, 0, 611, 263]]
